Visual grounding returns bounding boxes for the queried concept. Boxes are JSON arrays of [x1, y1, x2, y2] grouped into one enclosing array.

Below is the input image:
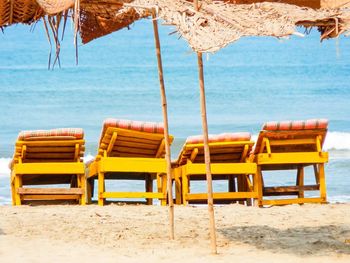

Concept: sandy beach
[[0, 203, 349, 262]]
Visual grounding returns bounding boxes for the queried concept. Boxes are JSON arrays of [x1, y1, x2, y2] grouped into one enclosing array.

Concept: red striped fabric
[[263, 119, 328, 131], [186, 132, 251, 144], [102, 118, 164, 134], [18, 128, 84, 140]]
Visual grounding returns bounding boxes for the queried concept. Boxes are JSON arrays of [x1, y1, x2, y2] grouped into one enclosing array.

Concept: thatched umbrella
[[2, 0, 350, 254], [120, 0, 350, 254], [0, 0, 175, 239]]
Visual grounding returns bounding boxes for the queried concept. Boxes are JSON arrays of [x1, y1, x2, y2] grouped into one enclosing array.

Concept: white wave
[[0, 158, 11, 178], [324, 132, 350, 151], [328, 195, 350, 203], [83, 154, 95, 163]]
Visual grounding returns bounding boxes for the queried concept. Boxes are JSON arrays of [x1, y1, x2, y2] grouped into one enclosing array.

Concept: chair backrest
[[13, 128, 85, 164], [177, 132, 253, 165], [97, 118, 173, 159], [253, 119, 328, 154]]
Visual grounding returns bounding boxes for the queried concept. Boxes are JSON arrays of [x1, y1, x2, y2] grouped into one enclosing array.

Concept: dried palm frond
[[0, 0, 44, 27], [36, 0, 74, 15], [78, 0, 148, 44]]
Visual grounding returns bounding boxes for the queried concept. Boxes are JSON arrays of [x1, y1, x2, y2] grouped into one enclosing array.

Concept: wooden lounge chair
[[10, 128, 86, 205], [86, 118, 174, 206], [175, 132, 258, 205], [250, 119, 329, 206]]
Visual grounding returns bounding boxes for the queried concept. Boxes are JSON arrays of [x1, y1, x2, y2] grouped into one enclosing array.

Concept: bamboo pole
[[151, 9, 175, 240], [194, 0, 217, 254]]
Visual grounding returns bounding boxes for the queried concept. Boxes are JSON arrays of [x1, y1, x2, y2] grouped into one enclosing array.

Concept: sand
[[0, 203, 349, 263]]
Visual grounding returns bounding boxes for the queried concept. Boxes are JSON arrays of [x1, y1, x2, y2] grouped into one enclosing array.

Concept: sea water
[[0, 19, 349, 204]]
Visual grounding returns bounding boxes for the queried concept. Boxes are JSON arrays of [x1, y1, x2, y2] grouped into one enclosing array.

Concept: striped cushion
[[263, 119, 328, 131], [18, 128, 84, 140], [186, 132, 251, 144], [102, 118, 164, 134]]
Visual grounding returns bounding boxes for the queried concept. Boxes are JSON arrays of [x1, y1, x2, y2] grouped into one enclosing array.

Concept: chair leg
[[228, 175, 237, 204], [79, 174, 86, 205], [228, 175, 236, 192], [182, 172, 189, 206], [296, 166, 304, 199], [70, 175, 77, 188], [161, 174, 167, 206], [156, 173, 162, 193], [14, 174, 22, 206], [313, 164, 320, 185], [86, 178, 92, 204], [318, 164, 327, 202], [174, 169, 182, 205], [237, 175, 245, 205], [255, 167, 263, 207], [10, 172, 16, 206], [145, 174, 153, 205], [245, 174, 253, 206], [98, 172, 105, 206]]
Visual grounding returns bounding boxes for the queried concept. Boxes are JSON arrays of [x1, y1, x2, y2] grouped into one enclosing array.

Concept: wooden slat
[[25, 153, 75, 159], [22, 159, 80, 163], [197, 146, 246, 154], [110, 152, 155, 158], [14, 162, 85, 174], [186, 192, 257, 200], [261, 197, 326, 206], [185, 141, 253, 150], [105, 127, 164, 141], [25, 146, 76, 153], [269, 138, 316, 146], [16, 140, 84, 147], [21, 194, 80, 200], [194, 153, 242, 162], [18, 188, 84, 195], [264, 185, 320, 196], [113, 140, 159, 150], [113, 146, 156, 155], [257, 152, 328, 165], [99, 157, 167, 173], [24, 136, 78, 141], [102, 192, 165, 199], [101, 135, 160, 147], [186, 162, 257, 175]]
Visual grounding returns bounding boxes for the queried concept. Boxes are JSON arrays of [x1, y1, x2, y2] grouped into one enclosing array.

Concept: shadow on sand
[[218, 224, 350, 256]]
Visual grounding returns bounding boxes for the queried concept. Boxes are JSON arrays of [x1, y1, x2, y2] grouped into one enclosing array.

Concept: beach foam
[[323, 131, 350, 151], [0, 158, 11, 178]]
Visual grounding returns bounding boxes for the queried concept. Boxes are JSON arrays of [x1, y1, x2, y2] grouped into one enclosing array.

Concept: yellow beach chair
[[86, 118, 173, 206], [175, 132, 258, 205], [10, 128, 86, 205], [251, 119, 329, 206]]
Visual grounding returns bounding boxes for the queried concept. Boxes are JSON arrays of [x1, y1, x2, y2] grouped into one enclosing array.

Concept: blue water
[[0, 19, 349, 204]]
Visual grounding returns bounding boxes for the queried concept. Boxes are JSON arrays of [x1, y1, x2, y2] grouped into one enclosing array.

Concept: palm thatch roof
[[1, 0, 350, 53], [0, 0, 44, 26]]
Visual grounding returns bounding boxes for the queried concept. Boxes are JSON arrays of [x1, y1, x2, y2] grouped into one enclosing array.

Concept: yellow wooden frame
[[253, 134, 329, 206], [10, 139, 86, 206], [86, 127, 174, 206], [175, 140, 259, 205]]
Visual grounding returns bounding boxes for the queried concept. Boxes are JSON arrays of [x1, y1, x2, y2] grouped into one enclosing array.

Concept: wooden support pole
[[194, 0, 217, 254], [152, 10, 175, 240]]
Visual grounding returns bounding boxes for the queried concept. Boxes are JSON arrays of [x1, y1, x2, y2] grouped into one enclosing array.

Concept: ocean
[[0, 19, 349, 204]]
